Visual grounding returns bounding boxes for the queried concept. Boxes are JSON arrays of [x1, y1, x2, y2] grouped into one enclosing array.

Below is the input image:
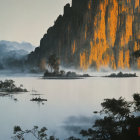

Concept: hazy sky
[[0, 0, 71, 46]]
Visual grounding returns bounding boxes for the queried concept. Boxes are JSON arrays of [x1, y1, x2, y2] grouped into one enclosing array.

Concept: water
[[0, 72, 140, 140]]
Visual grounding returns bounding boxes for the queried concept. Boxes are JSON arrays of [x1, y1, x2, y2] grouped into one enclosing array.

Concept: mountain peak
[[28, 0, 140, 70]]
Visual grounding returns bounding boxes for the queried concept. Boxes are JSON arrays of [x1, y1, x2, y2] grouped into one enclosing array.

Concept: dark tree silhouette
[[0, 80, 27, 92], [101, 97, 131, 118], [47, 54, 60, 73], [12, 126, 48, 140], [133, 93, 140, 111], [80, 94, 140, 140]]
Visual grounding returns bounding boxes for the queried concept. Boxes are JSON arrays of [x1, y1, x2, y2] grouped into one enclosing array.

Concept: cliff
[[28, 0, 140, 70]]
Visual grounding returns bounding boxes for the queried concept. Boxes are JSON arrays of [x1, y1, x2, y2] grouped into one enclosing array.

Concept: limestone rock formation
[[28, 0, 140, 70]]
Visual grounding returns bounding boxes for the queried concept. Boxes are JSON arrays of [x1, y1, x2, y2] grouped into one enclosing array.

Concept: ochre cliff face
[[79, 0, 140, 70], [28, 0, 140, 70]]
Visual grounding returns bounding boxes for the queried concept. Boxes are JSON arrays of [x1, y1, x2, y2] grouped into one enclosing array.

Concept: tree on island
[[1, 80, 15, 90], [47, 54, 60, 73], [0, 80, 27, 92]]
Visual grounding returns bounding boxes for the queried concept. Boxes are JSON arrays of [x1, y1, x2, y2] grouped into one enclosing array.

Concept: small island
[[0, 80, 28, 93], [44, 70, 90, 79], [105, 72, 137, 78], [30, 97, 47, 102], [43, 54, 90, 79]]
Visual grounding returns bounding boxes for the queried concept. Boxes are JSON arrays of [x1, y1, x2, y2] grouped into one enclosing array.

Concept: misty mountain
[[0, 40, 36, 70], [0, 40, 35, 53]]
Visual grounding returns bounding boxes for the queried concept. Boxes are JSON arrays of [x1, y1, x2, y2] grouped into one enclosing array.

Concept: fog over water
[[0, 71, 140, 139]]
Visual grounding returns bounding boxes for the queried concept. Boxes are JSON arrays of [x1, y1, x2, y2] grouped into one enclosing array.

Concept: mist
[[0, 40, 36, 70]]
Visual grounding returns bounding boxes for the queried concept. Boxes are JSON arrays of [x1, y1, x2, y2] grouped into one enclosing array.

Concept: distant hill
[[0, 40, 35, 53], [0, 40, 36, 70]]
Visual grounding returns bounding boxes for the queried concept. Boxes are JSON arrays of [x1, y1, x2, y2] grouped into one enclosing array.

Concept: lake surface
[[0, 72, 140, 140]]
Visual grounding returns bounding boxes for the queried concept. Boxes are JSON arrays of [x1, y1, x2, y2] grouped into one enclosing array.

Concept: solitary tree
[[47, 54, 60, 73]]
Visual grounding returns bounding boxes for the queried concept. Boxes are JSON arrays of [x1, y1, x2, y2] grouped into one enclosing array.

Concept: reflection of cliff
[[28, 0, 140, 70]]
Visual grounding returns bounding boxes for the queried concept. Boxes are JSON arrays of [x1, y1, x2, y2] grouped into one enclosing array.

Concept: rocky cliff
[[28, 0, 140, 70]]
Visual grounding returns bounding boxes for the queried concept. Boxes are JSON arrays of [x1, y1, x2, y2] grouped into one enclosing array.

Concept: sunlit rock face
[[28, 0, 140, 70]]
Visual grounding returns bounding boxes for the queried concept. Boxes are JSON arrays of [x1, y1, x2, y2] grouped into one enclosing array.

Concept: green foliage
[[80, 93, 140, 140]]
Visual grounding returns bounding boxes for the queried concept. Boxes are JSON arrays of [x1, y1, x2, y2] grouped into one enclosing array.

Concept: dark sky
[[0, 0, 71, 46]]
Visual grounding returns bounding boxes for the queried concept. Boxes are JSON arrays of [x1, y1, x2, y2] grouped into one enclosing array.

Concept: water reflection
[[0, 93, 18, 102]]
